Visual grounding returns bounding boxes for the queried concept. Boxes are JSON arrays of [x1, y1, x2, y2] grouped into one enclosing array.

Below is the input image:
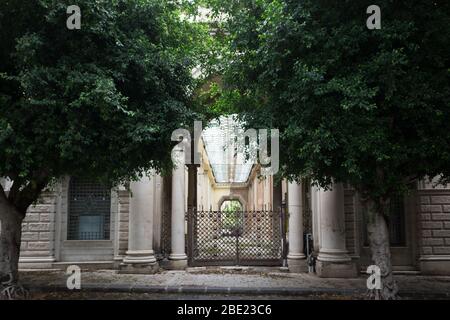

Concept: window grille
[[362, 195, 406, 247], [387, 195, 406, 246], [68, 177, 111, 240]]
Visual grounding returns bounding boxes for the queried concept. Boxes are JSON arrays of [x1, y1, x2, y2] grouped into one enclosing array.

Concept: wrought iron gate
[[188, 208, 286, 266]]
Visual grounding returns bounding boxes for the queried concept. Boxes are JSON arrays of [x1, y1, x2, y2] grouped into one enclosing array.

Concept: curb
[[25, 283, 450, 299], [29, 284, 365, 296]]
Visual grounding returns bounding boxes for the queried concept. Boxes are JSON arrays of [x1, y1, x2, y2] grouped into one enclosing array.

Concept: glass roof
[[202, 115, 253, 183]]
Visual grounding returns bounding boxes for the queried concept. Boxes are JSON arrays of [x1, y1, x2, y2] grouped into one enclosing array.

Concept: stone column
[[168, 146, 188, 269], [121, 175, 158, 273], [287, 181, 307, 273], [316, 183, 357, 278]]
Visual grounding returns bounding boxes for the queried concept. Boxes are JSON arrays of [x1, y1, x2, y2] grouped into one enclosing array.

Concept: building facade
[[8, 118, 450, 277], [11, 158, 450, 277]]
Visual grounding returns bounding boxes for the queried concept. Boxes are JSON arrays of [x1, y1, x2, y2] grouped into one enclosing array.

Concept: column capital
[[171, 145, 186, 167]]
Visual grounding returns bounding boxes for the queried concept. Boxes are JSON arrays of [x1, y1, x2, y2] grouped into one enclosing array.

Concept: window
[[386, 195, 406, 246], [363, 195, 406, 247], [68, 177, 111, 240]]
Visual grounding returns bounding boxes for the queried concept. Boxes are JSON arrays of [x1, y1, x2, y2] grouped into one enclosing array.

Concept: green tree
[[220, 200, 243, 234], [209, 0, 450, 299], [0, 0, 206, 290]]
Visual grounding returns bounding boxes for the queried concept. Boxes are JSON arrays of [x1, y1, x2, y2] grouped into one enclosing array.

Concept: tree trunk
[[0, 201, 23, 285], [366, 200, 399, 300]]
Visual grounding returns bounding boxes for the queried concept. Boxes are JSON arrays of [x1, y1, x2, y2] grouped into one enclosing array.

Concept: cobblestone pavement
[[18, 267, 450, 299]]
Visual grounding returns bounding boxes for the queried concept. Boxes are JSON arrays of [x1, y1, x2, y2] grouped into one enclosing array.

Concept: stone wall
[[20, 190, 57, 268], [417, 189, 450, 274], [16, 177, 450, 275], [418, 192, 450, 255]]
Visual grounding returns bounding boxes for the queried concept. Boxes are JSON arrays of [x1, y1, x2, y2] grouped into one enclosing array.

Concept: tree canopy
[[200, 0, 450, 299], [0, 0, 209, 212], [206, 0, 450, 200]]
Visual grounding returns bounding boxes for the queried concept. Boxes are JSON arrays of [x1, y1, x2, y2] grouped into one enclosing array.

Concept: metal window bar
[[362, 195, 406, 247], [68, 177, 111, 240]]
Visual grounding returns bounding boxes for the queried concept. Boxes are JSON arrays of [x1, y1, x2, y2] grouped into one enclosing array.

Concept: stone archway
[[217, 194, 247, 211]]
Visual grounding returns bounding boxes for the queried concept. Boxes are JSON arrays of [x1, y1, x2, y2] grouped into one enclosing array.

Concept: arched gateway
[[185, 116, 288, 267]]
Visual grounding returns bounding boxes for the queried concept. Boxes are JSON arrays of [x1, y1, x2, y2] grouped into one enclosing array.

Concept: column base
[[315, 259, 357, 278], [287, 258, 308, 273], [167, 254, 188, 270], [119, 262, 159, 274], [119, 250, 159, 274]]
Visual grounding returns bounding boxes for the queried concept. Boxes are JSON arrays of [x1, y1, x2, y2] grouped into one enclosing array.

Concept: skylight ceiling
[[202, 115, 253, 184]]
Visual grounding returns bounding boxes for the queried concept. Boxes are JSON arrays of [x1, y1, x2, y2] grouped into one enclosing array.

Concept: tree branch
[[7, 175, 23, 204], [11, 171, 50, 215], [0, 182, 8, 205]]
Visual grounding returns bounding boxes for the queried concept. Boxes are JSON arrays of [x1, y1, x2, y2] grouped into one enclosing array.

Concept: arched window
[[220, 200, 243, 212], [220, 200, 243, 237], [68, 177, 111, 240]]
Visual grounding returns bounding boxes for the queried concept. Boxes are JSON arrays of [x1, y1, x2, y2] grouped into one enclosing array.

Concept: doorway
[[359, 193, 418, 270]]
